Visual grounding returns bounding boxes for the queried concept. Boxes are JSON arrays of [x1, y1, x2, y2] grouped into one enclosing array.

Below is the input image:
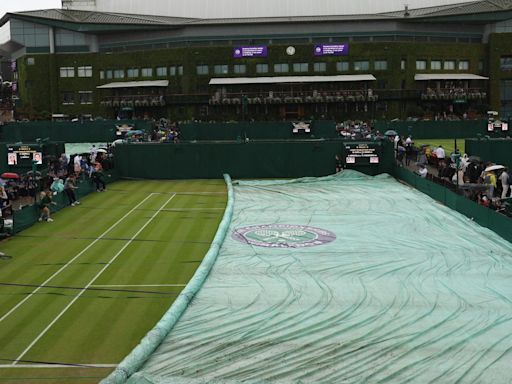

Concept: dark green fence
[[1, 120, 153, 143], [114, 139, 394, 179], [375, 120, 486, 139], [465, 138, 512, 169], [13, 169, 119, 233], [179, 120, 337, 141], [393, 166, 512, 243]]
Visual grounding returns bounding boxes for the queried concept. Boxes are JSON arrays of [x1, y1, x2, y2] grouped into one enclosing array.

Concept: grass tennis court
[[414, 138, 465, 154], [0, 179, 227, 384]]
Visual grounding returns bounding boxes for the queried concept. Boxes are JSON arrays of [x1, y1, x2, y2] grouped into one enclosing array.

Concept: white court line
[[0, 364, 117, 369], [0, 193, 156, 325], [13, 194, 177, 365], [91, 284, 186, 287]]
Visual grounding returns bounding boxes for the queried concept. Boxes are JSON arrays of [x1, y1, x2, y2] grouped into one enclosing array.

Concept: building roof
[[97, 80, 169, 89], [209, 75, 377, 85], [2, 0, 511, 30], [414, 73, 489, 80]]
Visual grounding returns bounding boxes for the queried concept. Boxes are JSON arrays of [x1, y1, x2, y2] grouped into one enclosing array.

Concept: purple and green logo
[[233, 224, 336, 248]]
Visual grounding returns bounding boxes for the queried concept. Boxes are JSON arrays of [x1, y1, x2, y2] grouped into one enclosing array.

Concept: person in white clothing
[[499, 168, 509, 199], [434, 145, 445, 160]]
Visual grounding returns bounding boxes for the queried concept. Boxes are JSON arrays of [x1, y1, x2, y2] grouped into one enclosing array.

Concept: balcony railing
[[420, 87, 487, 101]]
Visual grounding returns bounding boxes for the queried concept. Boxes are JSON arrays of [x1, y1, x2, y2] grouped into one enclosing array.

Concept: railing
[[420, 87, 487, 101]]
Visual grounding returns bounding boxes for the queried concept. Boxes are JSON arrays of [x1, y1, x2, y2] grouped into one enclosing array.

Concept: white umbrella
[[96, 148, 108, 153], [484, 164, 505, 172]]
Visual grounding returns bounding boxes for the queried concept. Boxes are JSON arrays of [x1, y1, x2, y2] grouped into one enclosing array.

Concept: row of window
[[60, 66, 93, 78], [413, 60, 470, 71], [62, 91, 93, 105], [100, 66, 184, 80], [58, 59, 476, 81]]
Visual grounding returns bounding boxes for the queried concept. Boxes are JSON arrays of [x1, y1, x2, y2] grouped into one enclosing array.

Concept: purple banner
[[11, 60, 17, 71], [11, 82, 17, 93], [233, 46, 268, 58], [314, 44, 349, 56]]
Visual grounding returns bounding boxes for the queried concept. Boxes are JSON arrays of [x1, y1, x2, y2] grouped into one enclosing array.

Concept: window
[[114, 69, 125, 79], [400, 59, 406, 70], [314, 62, 326, 72], [99, 70, 105, 80], [234, 64, 246, 74], [256, 63, 269, 73], [79, 91, 93, 105], [196, 65, 209, 75], [214, 65, 229, 75], [274, 63, 289, 73], [156, 67, 167, 76], [500, 56, 512, 71], [354, 61, 369, 71], [336, 62, 349, 72], [62, 92, 74, 105], [170, 65, 183, 76], [374, 60, 388, 70], [127, 68, 139, 78], [141, 67, 153, 77], [293, 63, 309, 73], [479, 60, 484, 72], [26, 57, 35, 65], [443, 60, 455, 70], [59, 67, 75, 78], [416, 60, 427, 70], [458, 60, 469, 70], [431, 60, 441, 70], [106, 70, 113, 79], [77, 66, 92, 77]]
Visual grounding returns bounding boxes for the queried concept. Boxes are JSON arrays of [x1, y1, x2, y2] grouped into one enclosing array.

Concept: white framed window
[[114, 69, 125, 79], [234, 64, 246, 74], [274, 63, 289, 73], [431, 60, 441, 70], [400, 59, 406, 71], [293, 63, 309, 72], [336, 62, 349, 72], [26, 57, 35, 65], [416, 60, 427, 70], [354, 61, 369, 71], [156, 66, 167, 76], [374, 60, 388, 70], [141, 67, 153, 77], [313, 62, 326, 72], [99, 70, 105, 79], [59, 67, 75, 78], [62, 92, 74, 105], [444, 60, 455, 70], [196, 65, 209, 75], [214, 65, 229, 75], [77, 65, 92, 77], [458, 60, 469, 70], [256, 63, 269, 73], [105, 70, 113, 79], [127, 68, 139, 78], [79, 91, 93, 105]]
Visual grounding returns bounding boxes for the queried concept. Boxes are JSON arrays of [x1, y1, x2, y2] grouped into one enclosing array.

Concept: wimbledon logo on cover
[[233, 224, 336, 248]]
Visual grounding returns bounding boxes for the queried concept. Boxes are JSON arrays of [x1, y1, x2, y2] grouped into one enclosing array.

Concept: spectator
[[92, 162, 106, 192], [64, 175, 80, 206], [499, 168, 510, 199], [38, 191, 56, 222]]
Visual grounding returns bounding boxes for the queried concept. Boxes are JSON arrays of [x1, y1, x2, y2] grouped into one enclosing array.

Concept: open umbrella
[[126, 130, 143, 136], [96, 148, 108, 153], [384, 130, 398, 136], [1, 172, 19, 179], [468, 155, 481, 162], [484, 164, 505, 172]]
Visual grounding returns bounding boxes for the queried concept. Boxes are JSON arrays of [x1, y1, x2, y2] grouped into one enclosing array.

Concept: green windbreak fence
[[12, 169, 119, 233], [179, 120, 337, 141], [113, 140, 394, 179], [465, 138, 512, 169], [393, 166, 512, 243], [375, 120, 486, 139], [0, 120, 152, 143]]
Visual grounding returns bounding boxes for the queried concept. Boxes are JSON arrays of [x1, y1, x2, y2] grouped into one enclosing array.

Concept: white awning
[[414, 74, 488, 81], [209, 75, 376, 85], [97, 80, 169, 89]]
